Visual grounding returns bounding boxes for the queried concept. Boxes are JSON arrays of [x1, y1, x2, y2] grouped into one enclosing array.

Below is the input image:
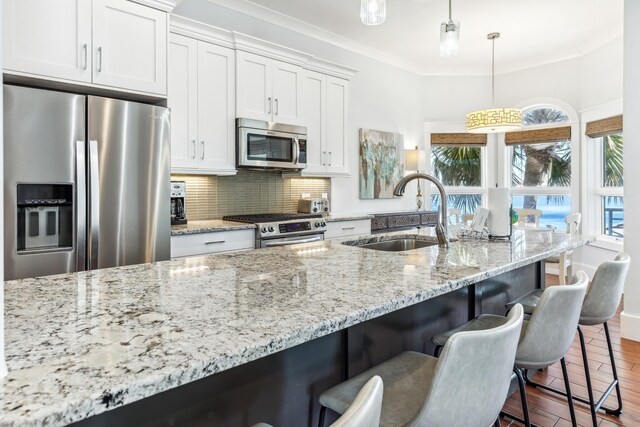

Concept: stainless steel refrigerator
[[3, 85, 170, 281]]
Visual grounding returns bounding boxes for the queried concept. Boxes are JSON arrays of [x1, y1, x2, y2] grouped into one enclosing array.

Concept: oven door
[[260, 233, 324, 248], [238, 126, 303, 170]]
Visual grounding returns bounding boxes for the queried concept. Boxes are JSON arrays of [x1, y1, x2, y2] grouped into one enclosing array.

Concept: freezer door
[[88, 97, 170, 269], [3, 85, 86, 280]]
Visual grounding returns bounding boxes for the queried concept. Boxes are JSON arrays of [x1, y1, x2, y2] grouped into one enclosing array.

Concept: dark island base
[[75, 262, 543, 427]]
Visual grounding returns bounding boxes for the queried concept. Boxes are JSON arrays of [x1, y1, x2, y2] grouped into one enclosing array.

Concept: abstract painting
[[359, 129, 404, 199]]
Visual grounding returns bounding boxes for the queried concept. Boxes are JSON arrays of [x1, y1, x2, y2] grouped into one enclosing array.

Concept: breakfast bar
[[0, 230, 592, 426]]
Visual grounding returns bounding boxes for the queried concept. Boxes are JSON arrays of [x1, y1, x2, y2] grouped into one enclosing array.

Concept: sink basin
[[342, 236, 440, 252]]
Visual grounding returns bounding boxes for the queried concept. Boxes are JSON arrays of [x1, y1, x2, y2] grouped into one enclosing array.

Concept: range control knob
[[321, 221, 326, 227], [315, 222, 321, 227], [268, 226, 275, 232], [261, 227, 268, 233], [324, 207, 329, 212]]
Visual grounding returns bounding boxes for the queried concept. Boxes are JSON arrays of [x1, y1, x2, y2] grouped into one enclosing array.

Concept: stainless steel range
[[223, 213, 327, 248]]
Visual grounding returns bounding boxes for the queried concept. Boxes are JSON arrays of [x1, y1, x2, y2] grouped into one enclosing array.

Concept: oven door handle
[[264, 235, 323, 247]]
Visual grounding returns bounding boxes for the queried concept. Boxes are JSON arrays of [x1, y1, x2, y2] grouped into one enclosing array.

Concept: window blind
[[585, 115, 623, 138], [504, 126, 571, 145]]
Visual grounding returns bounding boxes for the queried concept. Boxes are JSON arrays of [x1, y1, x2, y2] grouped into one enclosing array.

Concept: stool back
[[580, 252, 630, 325], [409, 304, 524, 427], [331, 375, 383, 427], [515, 271, 588, 369]]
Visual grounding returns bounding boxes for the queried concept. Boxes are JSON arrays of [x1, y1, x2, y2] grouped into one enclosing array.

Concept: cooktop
[[223, 213, 323, 224]]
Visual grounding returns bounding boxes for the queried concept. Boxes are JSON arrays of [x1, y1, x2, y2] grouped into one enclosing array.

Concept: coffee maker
[[170, 181, 187, 225]]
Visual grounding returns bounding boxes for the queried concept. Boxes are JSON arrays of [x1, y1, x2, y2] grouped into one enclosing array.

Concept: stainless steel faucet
[[393, 173, 449, 247]]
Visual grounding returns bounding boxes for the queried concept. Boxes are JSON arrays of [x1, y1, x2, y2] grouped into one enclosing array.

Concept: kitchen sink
[[342, 236, 441, 252]]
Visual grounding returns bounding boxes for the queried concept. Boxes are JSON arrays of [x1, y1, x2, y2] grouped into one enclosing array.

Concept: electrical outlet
[[301, 193, 311, 198], [321, 193, 328, 199]]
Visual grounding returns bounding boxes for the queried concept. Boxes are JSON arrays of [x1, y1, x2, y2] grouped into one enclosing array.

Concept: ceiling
[[198, 0, 623, 75]]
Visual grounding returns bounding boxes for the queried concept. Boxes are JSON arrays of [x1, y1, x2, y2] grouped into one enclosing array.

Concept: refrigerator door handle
[[76, 141, 87, 271], [88, 140, 100, 269]]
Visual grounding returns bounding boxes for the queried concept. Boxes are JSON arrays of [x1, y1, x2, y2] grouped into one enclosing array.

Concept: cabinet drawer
[[325, 220, 371, 240], [171, 230, 254, 258]]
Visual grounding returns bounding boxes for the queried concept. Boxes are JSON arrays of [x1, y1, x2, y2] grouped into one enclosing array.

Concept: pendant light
[[466, 33, 523, 133], [439, 0, 460, 57], [361, 0, 386, 25]]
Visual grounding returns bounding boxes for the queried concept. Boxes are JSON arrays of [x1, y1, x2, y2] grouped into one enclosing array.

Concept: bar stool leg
[[560, 357, 578, 427], [603, 322, 623, 415], [515, 367, 532, 427], [577, 326, 599, 427], [318, 406, 326, 427]]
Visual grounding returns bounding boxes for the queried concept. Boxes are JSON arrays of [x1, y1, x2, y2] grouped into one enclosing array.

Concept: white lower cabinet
[[171, 230, 254, 258], [325, 220, 371, 240]]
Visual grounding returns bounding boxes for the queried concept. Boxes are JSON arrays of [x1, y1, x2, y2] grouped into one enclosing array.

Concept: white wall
[[0, 0, 7, 378], [621, 0, 640, 341], [174, 0, 425, 214]]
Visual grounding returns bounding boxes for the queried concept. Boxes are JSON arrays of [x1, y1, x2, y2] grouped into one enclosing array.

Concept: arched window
[[508, 105, 572, 229]]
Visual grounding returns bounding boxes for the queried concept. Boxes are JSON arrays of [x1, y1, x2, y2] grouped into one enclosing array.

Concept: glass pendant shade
[[439, 20, 460, 57], [466, 108, 523, 133], [360, 0, 386, 25]]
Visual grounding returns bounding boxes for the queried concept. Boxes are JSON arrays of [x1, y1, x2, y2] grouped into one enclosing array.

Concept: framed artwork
[[359, 128, 404, 199]]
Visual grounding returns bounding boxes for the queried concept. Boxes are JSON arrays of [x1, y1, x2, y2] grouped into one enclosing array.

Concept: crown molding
[[170, 15, 234, 48], [128, 0, 180, 12], [232, 32, 313, 67]]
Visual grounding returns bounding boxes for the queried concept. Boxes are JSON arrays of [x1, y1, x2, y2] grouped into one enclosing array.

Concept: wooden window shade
[[504, 126, 571, 146], [585, 115, 623, 138], [431, 133, 487, 146]]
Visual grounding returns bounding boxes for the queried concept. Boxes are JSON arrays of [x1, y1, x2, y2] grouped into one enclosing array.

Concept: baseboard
[[621, 311, 640, 342]]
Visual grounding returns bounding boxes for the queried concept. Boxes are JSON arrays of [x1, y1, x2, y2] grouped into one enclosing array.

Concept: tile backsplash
[[172, 170, 331, 220]]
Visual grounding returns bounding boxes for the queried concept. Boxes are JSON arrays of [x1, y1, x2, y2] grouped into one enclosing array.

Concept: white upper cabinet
[[236, 50, 302, 125], [299, 70, 350, 176], [3, 0, 168, 96], [168, 33, 236, 175], [92, 0, 167, 95], [3, 0, 92, 83]]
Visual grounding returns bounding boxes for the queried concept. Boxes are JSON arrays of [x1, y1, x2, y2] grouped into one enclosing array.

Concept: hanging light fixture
[[466, 33, 523, 133], [361, 0, 386, 25], [439, 0, 460, 57]]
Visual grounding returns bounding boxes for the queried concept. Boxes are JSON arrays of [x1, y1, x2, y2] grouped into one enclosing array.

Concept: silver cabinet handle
[[201, 141, 205, 159], [76, 141, 87, 271], [97, 47, 102, 72], [275, 98, 279, 115], [82, 44, 88, 70], [322, 151, 326, 166], [342, 226, 356, 230], [264, 235, 322, 247], [205, 240, 226, 245], [267, 97, 272, 114], [293, 137, 300, 165], [192, 140, 196, 159], [328, 151, 332, 166]]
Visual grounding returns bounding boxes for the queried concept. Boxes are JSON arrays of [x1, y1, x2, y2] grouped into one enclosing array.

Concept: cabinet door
[[3, 0, 92, 83], [325, 77, 350, 175], [272, 61, 302, 125], [300, 71, 326, 174], [92, 0, 167, 95], [168, 34, 198, 170], [236, 51, 272, 121], [197, 42, 236, 172]]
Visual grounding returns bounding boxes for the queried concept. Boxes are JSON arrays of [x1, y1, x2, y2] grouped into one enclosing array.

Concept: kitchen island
[[1, 230, 592, 426]]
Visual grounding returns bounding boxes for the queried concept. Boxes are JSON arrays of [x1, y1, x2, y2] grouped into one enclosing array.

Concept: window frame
[[581, 101, 623, 250]]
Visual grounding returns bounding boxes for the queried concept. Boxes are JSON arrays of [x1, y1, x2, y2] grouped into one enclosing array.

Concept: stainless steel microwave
[[236, 118, 307, 170]]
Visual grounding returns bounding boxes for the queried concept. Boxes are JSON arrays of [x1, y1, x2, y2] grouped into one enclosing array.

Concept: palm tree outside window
[[508, 107, 572, 229]]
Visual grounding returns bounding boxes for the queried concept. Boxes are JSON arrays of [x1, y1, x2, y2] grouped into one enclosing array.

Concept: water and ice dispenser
[[16, 184, 73, 252]]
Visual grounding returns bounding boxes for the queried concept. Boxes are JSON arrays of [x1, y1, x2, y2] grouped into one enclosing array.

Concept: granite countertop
[[171, 219, 256, 235], [1, 230, 592, 426], [170, 215, 373, 236]]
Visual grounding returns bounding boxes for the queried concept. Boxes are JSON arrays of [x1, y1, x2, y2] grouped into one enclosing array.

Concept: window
[[507, 107, 572, 229], [599, 134, 624, 238], [585, 114, 623, 243], [429, 133, 487, 219]]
